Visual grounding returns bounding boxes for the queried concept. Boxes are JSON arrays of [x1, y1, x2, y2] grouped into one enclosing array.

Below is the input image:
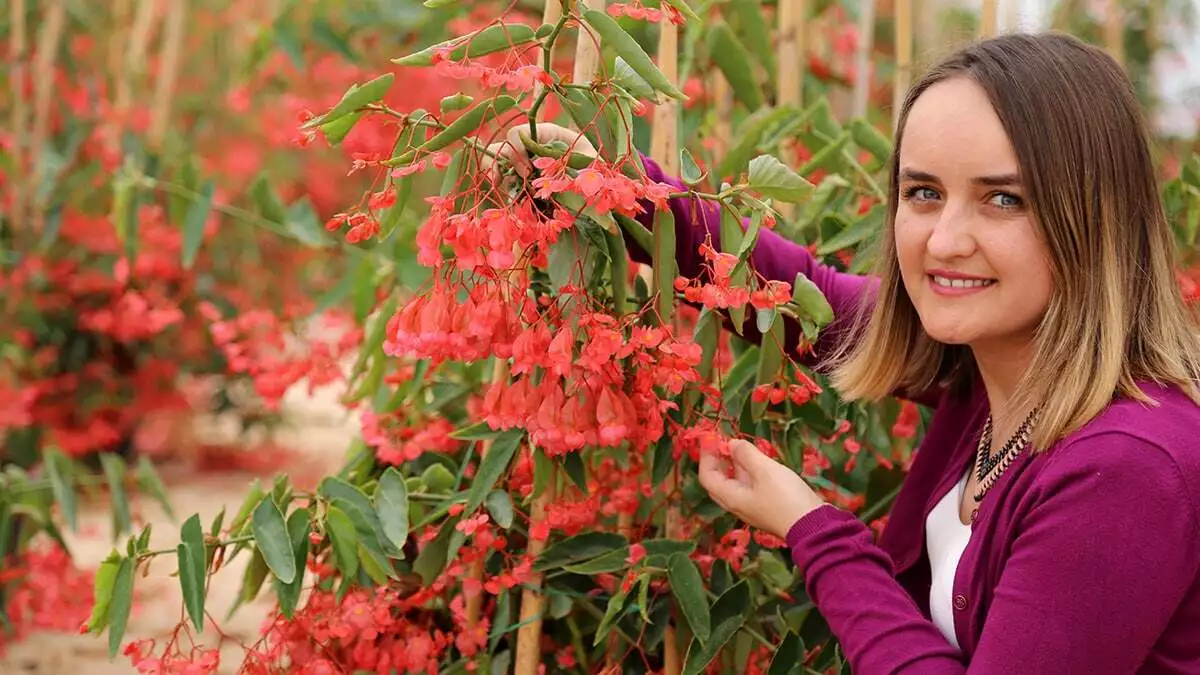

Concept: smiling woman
[[495, 31, 1200, 673]]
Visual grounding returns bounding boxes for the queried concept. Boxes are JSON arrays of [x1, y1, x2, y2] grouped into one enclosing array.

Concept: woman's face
[[894, 76, 1053, 355]]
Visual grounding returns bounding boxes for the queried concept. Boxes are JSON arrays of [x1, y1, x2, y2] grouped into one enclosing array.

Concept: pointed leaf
[[582, 10, 687, 101], [850, 118, 893, 162], [273, 507, 310, 619], [99, 453, 132, 539], [752, 314, 785, 417], [86, 551, 121, 633], [613, 56, 655, 100], [238, 547, 270, 604], [484, 490, 514, 529], [181, 181, 214, 268], [681, 148, 705, 185], [326, 505, 360, 579], [748, 154, 814, 203], [682, 581, 752, 675], [251, 497, 296, 584], [303, 73, 394, 129], [44, 449, 76, 531], [652, 208, 678, 325], [708, 22, 763, 110], [464, 429, 523, 515], [668, 553, 711, 643], [392, 96, 518, 164], [392, 24, 538, 66], [179, 514, 207, 631], [375, 468, 410, 554], [106, 557, 134, 659], [135, 456, 174, 521], [792, 272, 834, 327], [534, 532, 628, 572]]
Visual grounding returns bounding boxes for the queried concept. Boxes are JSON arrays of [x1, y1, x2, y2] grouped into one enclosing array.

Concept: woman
[[493, 33, 1200, 672]]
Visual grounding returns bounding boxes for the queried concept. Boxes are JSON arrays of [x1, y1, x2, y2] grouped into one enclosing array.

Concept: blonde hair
[[829, 32, 1200, 451]]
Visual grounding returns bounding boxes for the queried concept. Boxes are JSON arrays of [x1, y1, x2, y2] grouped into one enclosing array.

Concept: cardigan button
[[953, 594, 968, 611]]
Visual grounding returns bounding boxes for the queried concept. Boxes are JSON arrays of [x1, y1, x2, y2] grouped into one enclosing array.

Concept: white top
[[925, 470, 972, 650]]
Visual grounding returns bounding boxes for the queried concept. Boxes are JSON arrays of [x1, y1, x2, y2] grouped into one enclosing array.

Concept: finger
[[729, 439, 776, 479], [505, 126, 534, 179], [481, 142, 511, 184], [698, 452, 742, 508]]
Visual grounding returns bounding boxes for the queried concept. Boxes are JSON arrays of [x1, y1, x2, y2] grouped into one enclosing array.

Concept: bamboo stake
[[711, 70, 733, 159], [118, 0, 161, 117], [8, 0, 28, 236], [776, 0, 805, 219], [980, 0, 999, 38], [511, 3, 600, 673], [464, 0, 566, 635], [647, 9, 685, 674], [30, 0, 68, 234], [106, 0, 132, 150], [892, 0, 912, 133], [851, 0, 876, 120], [148, 0, 188, 152], [1105, 0, 1124, 69]]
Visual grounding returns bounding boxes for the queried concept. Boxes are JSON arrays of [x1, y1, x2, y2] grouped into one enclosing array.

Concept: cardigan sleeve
[[785, 432, 1200, 674], [627, 155, 874, 375]]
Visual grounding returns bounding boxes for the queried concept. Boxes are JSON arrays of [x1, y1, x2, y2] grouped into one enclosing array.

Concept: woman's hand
[[698, 439, 828, 539], [482, 122, 597, 183]]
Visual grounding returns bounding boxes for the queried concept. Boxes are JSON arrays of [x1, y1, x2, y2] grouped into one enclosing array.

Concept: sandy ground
[[0, 384, 360, 675]]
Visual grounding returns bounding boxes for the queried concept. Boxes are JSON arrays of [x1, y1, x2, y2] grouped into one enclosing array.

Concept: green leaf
[[464, 429, 522, 515], [99, 453, 132, 539], [652, 208, 678, 325], [652, 436, 675, 486], [534, 532, 628, 572], [798, 174, 850, 232], [485, 490, 514, 529], [375, 469, 410, 555], [606, 228, 629, 313], [1183, 156, 1200, 189], [798, 130, 853, 176], [720, 204, 748, 334], [238, 547, 270, 605], [531, 446, 553, 500], [582, 10, 687, 101], [668, 553, 711, 643], [664, 0, 702, 23], [413, 515, 458, 584], [792, 272, 834, 327], [613, 56, 655, 100], [681, 581, 752, 675], [318, 111, 363, 145], [43, 449, 76, 531], [810, 97, 843, 139], [850, 118, 893, 162], [756, 306, 777, 333], [768, 632, 805, 675], [727, 0, 777, 85], [181, 181, 214, 268], [86, 552, 121, 633], [229, 479, 265, 536], [748, 154, 814, 203], [440, 93, 474, 113], [274, 508, 310, 619], [357, 540, 392, 585], [251, 497, 296, 584], [737, 208, 764, 263], [107, 557, 134, 659], [135, 456, 174, 521], [395, 96, 518, 164], [707, 22, 763, 110], [179, 515, 207, 631], [304, 73, 394, 129], [392, 24, 538, 66], [717, 106, 795, 179], [816, 207, 882, 255], [562, 547, 630, 574], [561, 453, 588, 494], [615, 212, 653, 256], [326, 505, 360, 578], [752, 314, 785, 417], [592, 588, 632, 646], [681, 148, 705, 185]]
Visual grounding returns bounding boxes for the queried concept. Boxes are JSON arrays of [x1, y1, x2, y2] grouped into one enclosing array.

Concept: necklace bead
[[972, 408, 1039, 505]]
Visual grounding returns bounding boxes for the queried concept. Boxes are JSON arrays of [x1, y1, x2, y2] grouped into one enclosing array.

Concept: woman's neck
[[972, 338, 1037, 435]]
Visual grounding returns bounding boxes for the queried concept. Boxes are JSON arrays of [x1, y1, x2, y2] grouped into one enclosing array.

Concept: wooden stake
[[511, 3, 600, 673], [711, 70, 733, 159], [30, 0, 68, 234], [148, 0, 188, 152], [649, 22, 679, 174], [1105, 0, 1124, 69], [776, 0, 805, 219], [980, 0, 999, 38], [465, 0, 566, 634], [8, 0, 28, 235], [851, 0, 876, 120], [892, 0, 913, 134]]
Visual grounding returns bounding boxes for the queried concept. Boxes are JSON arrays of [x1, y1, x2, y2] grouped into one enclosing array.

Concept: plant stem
[[140, 534, 254, 559], [527, 9, 570, 141]]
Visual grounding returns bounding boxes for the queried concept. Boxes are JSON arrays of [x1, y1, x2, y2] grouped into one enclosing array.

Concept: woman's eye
[[988, 192, 1024, 209], [903, 186, 940, 202]]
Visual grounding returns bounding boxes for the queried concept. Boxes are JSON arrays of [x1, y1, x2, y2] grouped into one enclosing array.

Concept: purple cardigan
[[632, 156, 1200, 673]]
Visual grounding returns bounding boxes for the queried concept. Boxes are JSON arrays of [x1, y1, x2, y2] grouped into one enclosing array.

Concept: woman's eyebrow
[[897, 168, 1021, 187]]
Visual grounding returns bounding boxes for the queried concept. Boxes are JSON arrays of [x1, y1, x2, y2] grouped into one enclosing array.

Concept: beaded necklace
[[969, 407, 1039, 523]]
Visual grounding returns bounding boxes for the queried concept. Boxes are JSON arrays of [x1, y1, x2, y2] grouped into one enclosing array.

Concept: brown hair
[[829, 32, 1200, 450]]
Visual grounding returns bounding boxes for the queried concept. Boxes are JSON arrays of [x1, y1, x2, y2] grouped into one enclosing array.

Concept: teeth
[[932, 275, 993, 289]]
